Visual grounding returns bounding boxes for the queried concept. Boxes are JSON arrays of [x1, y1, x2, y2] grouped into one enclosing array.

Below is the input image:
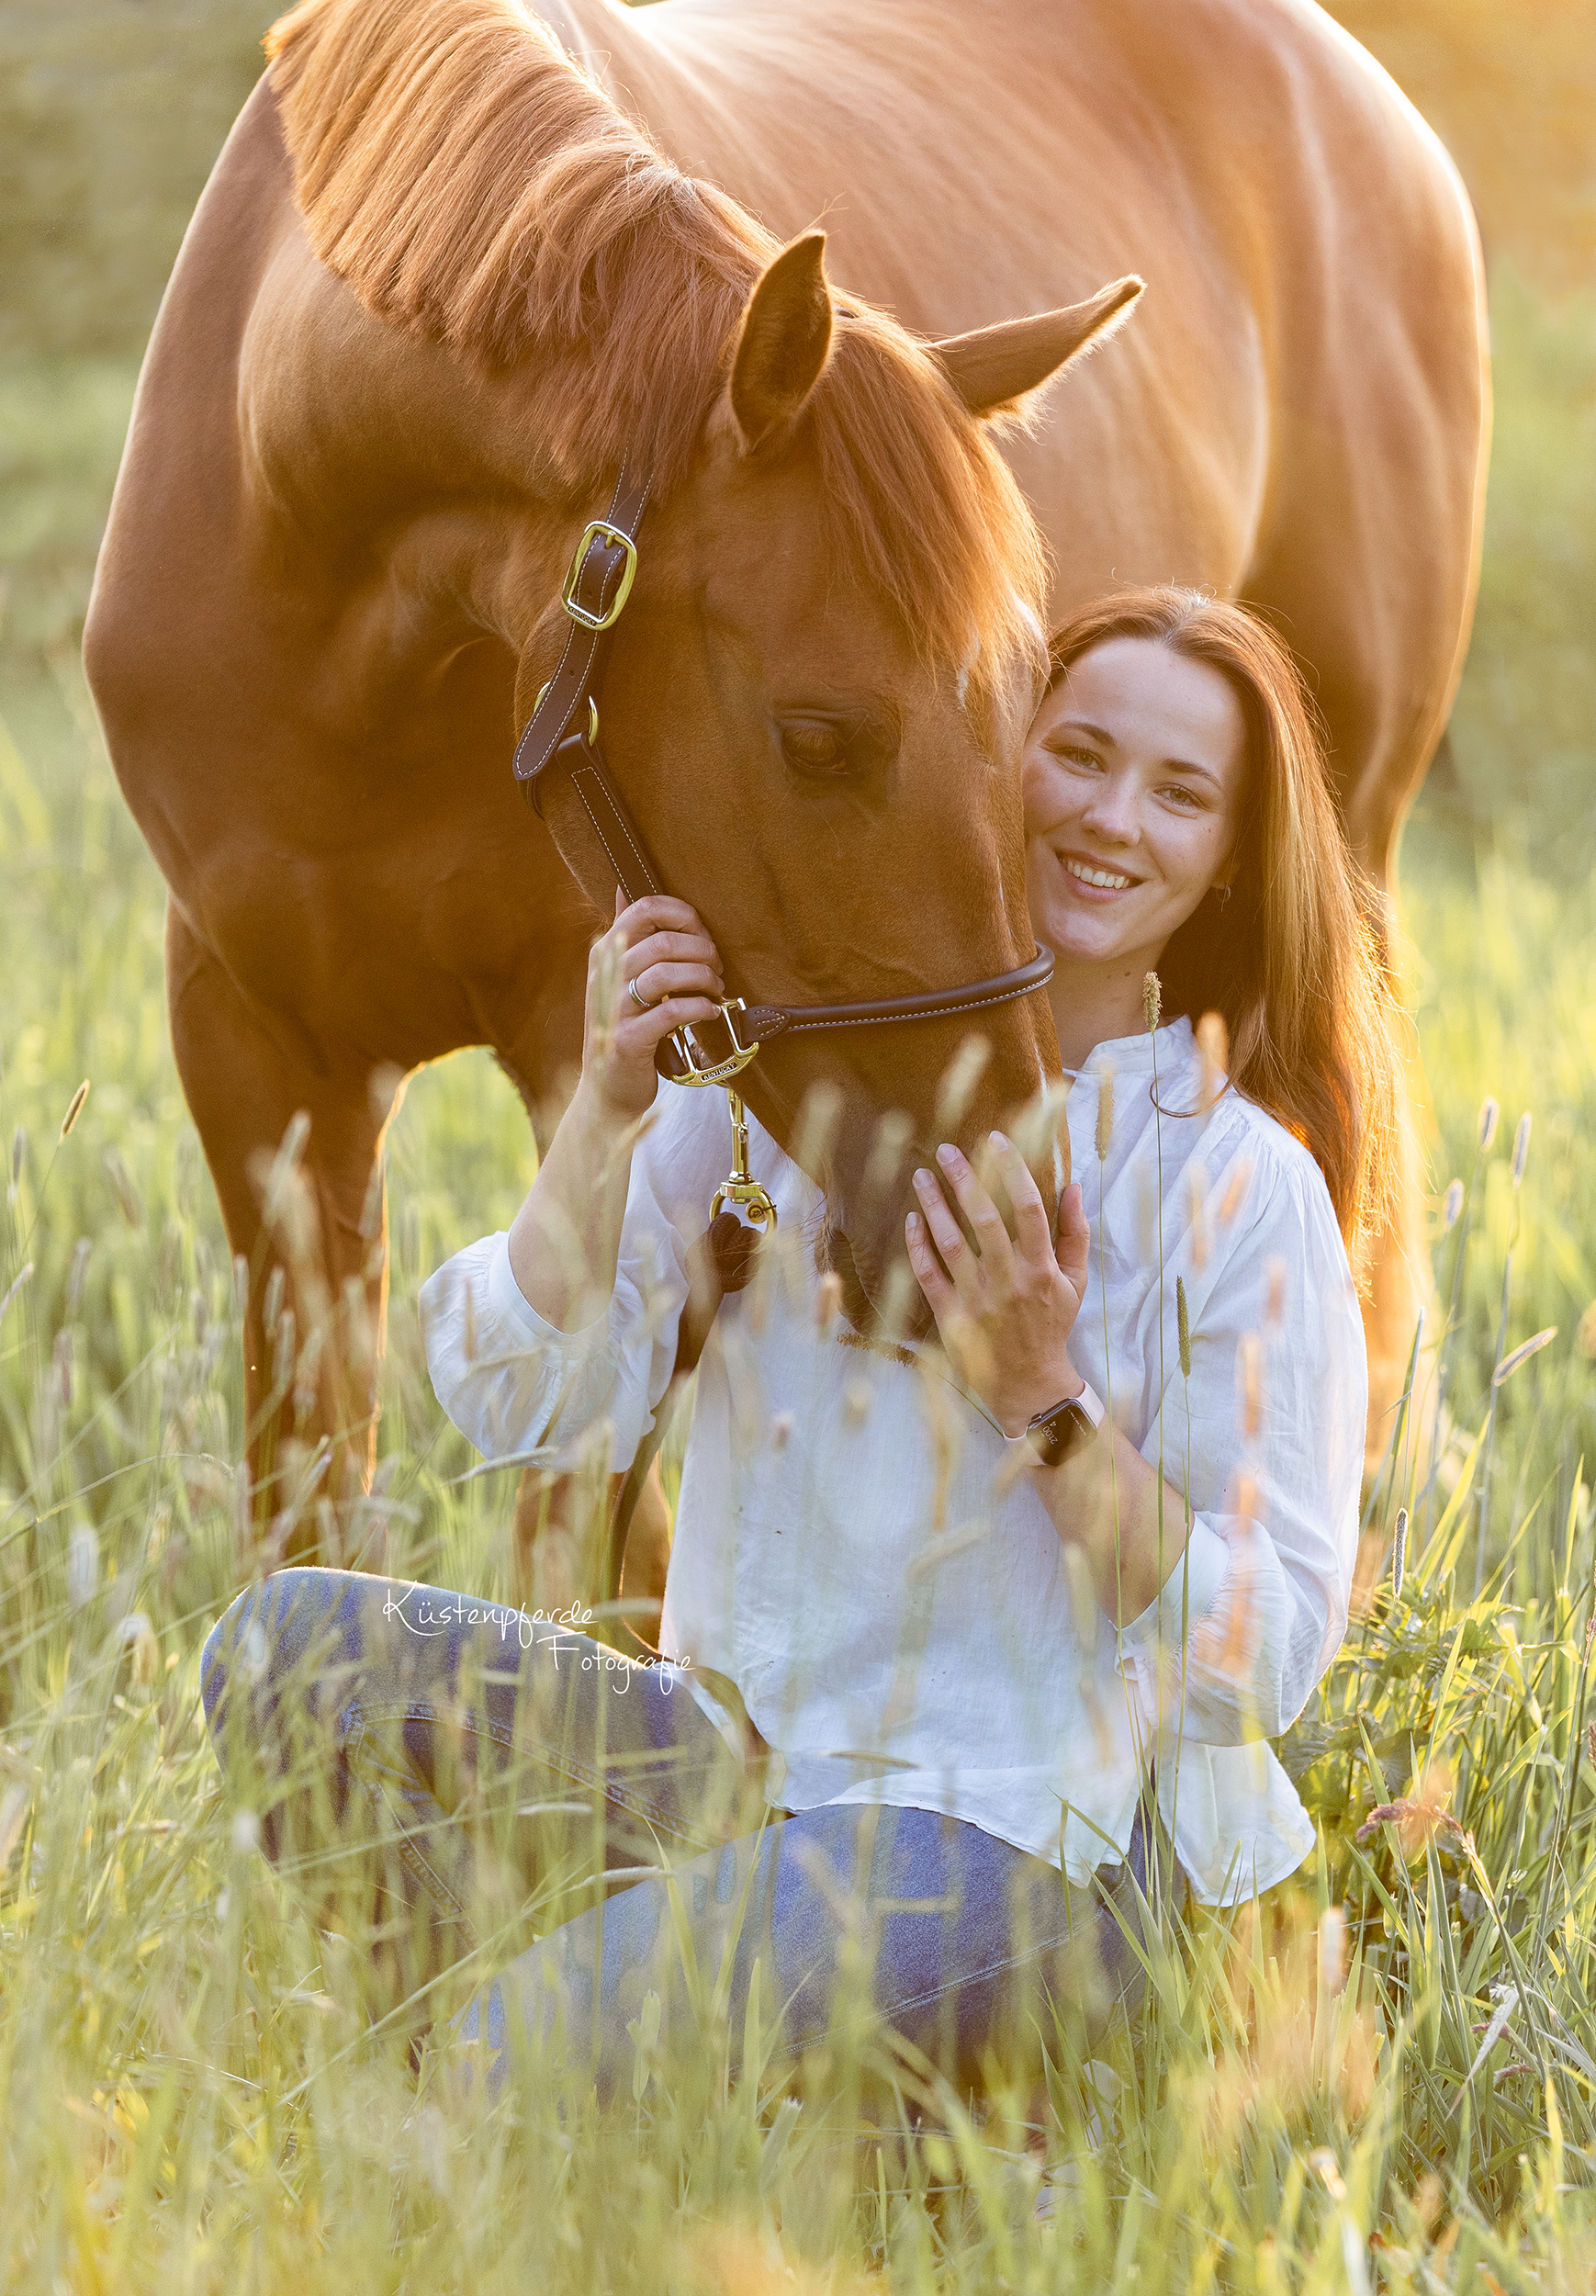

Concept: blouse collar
[[1063, 1014, 1196, 1080]]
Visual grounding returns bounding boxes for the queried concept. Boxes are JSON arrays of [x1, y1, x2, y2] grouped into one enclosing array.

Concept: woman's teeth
[[1063, 857, 1135, 890]]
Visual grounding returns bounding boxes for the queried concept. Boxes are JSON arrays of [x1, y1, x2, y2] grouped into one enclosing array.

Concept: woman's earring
[[1215, 881, 1233, 910]]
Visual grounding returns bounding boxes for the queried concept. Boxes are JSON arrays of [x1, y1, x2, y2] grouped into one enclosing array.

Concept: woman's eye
[[1060, 747, 1104, 771], [1160, 784, 1203, 810]]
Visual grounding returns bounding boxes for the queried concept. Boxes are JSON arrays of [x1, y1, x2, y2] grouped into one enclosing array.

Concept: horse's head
[[259, 0, 1141, 1333], [516, 236, 1141, 1334]]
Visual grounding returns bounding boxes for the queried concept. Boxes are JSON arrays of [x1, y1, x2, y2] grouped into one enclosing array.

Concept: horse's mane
[[264, 0, 1048, 696]]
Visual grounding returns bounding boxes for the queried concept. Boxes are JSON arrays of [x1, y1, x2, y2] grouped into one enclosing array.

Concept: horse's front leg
[[166, 900, 395, 1561], [510, 1461, 674, 1632]]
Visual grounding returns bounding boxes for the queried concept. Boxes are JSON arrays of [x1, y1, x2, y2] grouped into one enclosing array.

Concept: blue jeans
[[202, 1569, 1152, 2103]]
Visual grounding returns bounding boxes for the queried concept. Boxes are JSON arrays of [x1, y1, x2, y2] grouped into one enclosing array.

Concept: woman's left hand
[[905, 1134, 1091, 1438]]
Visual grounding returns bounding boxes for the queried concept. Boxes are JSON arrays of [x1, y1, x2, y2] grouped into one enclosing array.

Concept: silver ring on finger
[[627, 976, 654, 1013]]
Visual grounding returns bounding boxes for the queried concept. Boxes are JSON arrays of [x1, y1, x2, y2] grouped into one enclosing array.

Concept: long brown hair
[[1045, 587, 1401, 1275]]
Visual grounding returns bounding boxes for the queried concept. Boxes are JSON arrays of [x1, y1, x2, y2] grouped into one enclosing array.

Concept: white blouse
[[418, 1017, 1366, 1904]]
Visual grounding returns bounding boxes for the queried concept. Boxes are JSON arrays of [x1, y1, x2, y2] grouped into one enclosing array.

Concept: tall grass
[[2, 369, 1596, 2286], [3, 4, 1594, 2262]]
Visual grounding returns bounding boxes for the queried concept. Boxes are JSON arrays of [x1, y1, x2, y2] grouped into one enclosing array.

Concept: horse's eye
[[780, 719, 850, 776], [776, 711, 897, 781]]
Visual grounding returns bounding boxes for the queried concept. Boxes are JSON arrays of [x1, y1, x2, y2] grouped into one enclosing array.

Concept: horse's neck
[[538, 0, 829, 210], [525, 0, 1068, 330]]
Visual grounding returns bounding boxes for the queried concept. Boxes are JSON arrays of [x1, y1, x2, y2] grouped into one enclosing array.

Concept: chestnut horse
[[86, 0, 1487, 1575]]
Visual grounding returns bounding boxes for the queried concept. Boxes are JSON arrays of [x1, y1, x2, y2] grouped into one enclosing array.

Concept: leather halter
[[512, 463, 1054, 1087]]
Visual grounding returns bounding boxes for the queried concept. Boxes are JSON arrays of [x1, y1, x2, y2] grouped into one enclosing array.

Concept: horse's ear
[[728, 232, 834, 453], [931, 276, 1144, 419]]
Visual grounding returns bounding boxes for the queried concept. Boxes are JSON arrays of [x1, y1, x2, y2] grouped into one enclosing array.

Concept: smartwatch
[[1006, 1379, 1107, 1469]]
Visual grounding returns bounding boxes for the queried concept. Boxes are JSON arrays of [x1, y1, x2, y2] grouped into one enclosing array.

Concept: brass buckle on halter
[[661, 997, 761, 1088], [562, 521, 639, 630], [711, 1090, 778, 1232]]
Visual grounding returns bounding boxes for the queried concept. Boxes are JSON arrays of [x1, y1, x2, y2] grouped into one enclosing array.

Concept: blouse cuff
[[1116, 1518, 1230, 1668], [485, 1230, 611, 1353]]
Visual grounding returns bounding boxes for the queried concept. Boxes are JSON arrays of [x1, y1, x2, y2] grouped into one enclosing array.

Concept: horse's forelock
[[267, 0, 1047, 707]]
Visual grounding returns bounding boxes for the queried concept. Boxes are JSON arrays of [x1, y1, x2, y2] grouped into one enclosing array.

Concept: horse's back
[[615, 0, 1487, 813]]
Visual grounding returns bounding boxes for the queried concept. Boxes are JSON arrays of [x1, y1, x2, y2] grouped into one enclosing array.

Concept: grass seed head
[[1492, 1324, 1557, 1387], [9, 1125, 25, 1190], [1444, 1177, 1464, 1232], [1143, 970, 1162, 1031], [103, 1146, 142, 1228], [1237, 1331, 1264, 1440], [792, 1079, 842, 1177], [1176, 1275, 1191, 1378], [59, 1077, 90, 1139], [118, 1611, 157, 1687], [66, 1522, 98, 1607], [1095, 1066, 1115, 1161], [1309, 2149, 1346, 2202], [1186, 1163, 1210, 1269], [0, 1261, 33, 1330], [1319, 1907, 1347, 1998], [1478, 1095, 1499, 1151], [935, 1030, 991, 1131], [1264, 1255, 1287, 1328], [1196, 1008, 1228, 1110], [1392, 1505, 1409, 1600], [1219, 1157, 1253, 1226], [1512, 1109, 1532, 1186], [815, 1268, 843, 1336]]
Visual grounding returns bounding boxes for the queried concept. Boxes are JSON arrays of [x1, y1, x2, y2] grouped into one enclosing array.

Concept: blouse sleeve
[[417, 1104, 708, 1474], [1113, 1126, 1366, 1748]]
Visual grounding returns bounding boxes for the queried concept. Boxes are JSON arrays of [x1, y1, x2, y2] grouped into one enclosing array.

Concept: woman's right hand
[[581, 892, 726, 1120]]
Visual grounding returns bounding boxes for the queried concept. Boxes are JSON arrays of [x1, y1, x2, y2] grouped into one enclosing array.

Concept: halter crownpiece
[[511, 463, 1055, 1091]]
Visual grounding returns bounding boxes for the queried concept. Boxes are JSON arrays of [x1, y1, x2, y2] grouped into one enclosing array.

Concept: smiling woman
[[1025, 636, 1250, 1053], [1029, 589, 1403, 1270]]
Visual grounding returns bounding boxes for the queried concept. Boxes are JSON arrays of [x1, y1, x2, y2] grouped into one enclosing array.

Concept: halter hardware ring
[[664, 997, 762, 1088], [562, 520, 639, 630], [534, 683, 599, 745]]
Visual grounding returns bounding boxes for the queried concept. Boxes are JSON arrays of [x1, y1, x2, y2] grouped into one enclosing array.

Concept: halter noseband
[[511, 462, 1054, 1093]]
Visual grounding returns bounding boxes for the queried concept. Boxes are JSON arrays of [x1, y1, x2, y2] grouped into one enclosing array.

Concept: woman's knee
[[201, 1566, 365, 1765]]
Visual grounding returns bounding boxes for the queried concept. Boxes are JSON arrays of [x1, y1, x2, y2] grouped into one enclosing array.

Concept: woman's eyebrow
[[1160, 756, 1225, 792], [1048, 717, 1118, 747]]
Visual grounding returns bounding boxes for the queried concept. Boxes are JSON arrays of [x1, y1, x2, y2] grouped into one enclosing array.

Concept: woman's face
[[1022, 635, 1249, 980]]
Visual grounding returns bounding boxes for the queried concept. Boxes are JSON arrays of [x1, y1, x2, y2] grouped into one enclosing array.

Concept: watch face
[[1033, 1400, 1095, 1469]]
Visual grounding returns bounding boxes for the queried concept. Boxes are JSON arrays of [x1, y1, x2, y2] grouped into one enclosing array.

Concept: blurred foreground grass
[[5, 0, 1595, 2278], [3, 355, 1596, 2289]]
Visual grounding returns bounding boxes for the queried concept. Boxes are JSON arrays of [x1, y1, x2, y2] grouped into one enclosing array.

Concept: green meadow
[[3, 3, 1596, 2288]]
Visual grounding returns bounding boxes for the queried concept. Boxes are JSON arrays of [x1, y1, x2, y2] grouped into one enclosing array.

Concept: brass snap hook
[[711, 1090, 778, 1232]]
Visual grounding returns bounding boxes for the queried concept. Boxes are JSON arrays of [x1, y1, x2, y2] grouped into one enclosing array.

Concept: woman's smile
[[1055, 850, 1144, 895]]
